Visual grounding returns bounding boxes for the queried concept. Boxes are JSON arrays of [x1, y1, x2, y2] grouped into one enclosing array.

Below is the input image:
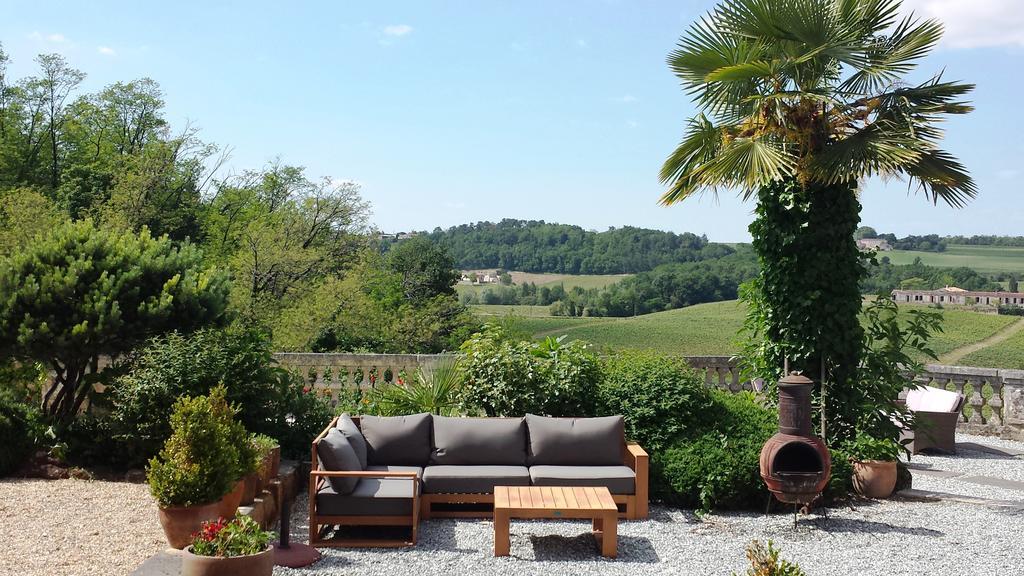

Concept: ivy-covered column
[[745, 178, 866, 443]]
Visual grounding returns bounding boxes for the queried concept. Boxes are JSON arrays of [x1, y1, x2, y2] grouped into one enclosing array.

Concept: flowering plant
[[189, 514, 275, 557]]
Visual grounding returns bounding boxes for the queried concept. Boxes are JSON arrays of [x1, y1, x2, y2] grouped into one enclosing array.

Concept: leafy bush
[[845, 432, 902, 462], [147, 386, 240, 507], [598, 350, 711, 452], [459, 326, 601, 417], [0, 393, 44, 476], [190, 514, 275, 557], [364, 358, 468, 416], [104, 327, 331, 466], [653, 390, 776, 512], [0, 219, 230, 425], [734, 540, 805, 576]]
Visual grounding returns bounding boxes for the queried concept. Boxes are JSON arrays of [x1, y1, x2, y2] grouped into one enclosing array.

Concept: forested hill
[[422, 219, 735, 274]]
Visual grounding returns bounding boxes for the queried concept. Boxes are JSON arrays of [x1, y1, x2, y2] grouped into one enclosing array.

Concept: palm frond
[[901, 149, 977, 208], [659, 115, 728, 204]]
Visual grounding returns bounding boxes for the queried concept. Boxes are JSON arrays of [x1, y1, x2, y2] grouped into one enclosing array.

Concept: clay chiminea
[[759, 373, 831, 505]]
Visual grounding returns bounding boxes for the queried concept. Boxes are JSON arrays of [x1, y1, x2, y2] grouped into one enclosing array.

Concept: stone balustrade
[[271, 352, 1024, 440]]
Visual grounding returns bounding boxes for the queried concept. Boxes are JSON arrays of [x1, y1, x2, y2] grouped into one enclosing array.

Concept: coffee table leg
[[592, 516, 603, 533], [494, 510, 510, 556], [600, 511, 617, 558]]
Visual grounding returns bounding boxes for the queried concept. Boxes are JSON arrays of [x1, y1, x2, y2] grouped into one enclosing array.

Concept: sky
[[2, 0, 1022, 241]]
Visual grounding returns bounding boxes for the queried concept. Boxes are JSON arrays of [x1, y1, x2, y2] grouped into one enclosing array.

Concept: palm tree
[[660, 0, 974, 441]]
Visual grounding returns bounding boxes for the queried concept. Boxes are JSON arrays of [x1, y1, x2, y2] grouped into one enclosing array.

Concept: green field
[[471, 300, 1024, 367], [959, 319, 1024, 370], [456, 272, 629, 298], [470, 304, 553, 317], [885, 245, 1024, 274]]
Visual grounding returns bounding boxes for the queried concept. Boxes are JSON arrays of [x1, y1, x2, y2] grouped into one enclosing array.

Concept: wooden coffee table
[[493, 485, 618, 558]]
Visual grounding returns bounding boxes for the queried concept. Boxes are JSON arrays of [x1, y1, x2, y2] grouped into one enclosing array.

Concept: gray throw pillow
[[336, 413, 368, 469], [317, 429, 362, 495], [526, 414, 625, 466], [430, 416, 527, 466], [360, 413, 432, 466]]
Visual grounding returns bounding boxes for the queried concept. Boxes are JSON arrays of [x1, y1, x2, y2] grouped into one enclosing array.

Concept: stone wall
[[272, 352, 1024, 440]]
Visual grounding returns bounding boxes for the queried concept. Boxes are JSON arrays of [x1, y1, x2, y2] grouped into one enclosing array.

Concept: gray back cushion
[[360, 413, 432, 466], [317, 429, 362, 495], [336, 413, 368, 469], [526, 414, 625, 466], [430, 417, 527, 466]]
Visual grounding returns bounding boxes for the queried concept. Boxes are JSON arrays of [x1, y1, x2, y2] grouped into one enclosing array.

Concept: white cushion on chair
[[906, 386, 963, 413]]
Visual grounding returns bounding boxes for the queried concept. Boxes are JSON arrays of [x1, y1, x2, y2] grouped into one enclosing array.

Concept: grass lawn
[[884, 245, 1024, 274], [958, 320, 1024, 370]]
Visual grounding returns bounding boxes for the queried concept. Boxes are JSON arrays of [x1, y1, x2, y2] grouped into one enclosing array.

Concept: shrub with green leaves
[[147, 386, 240, 508], [734, 540, 806, 576], [459, 326, 601, 417], [598, 351, 711, 452], [0, 392, 44, 476], [365, 358, 468, 416], [0, 219, 230, 426], [105, 327, 330, 466], [654, 390, 776, 512]]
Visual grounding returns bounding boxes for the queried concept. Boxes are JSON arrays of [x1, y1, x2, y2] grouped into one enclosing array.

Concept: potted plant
[[182, 514, 276, 576], [846, 433, 902, 499], [251, 434, 279, 488], [148, 387, 240, 548], [218, 421, 261, 517], [241, 434, 272, 505]]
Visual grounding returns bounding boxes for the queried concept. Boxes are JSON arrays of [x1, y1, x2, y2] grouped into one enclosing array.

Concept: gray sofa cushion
[[336, 413, 368, 469], [316, 429, 362, 495], [367, 465, 423, 478], [430, 416, 527, 466], [529, 465, 636, 495], [316, 477, 418, 516], [360, 413, 432, 466], [421, 465, 530, 494], [526, 414, 625, 466]]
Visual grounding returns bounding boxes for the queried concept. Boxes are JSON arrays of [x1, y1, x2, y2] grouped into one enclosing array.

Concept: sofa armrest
[[308, 470, 420, 498], [624, 442, 648, 519]]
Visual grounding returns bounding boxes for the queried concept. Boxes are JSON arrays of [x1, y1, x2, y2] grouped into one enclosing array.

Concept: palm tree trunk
[[748, 178, 866, 443]]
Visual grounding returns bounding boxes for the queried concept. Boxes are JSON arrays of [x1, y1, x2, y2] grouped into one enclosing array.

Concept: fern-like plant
[[734, 540, 806, 576], [366, 358, 467, 416]]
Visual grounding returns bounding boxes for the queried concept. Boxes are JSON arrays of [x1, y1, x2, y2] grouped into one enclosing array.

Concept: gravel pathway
[[278, 494, 1024, 576], [904, 433, 1024, 483], [0, 478, 165, 576]]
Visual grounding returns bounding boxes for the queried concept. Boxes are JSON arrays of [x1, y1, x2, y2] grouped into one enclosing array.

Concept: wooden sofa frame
[[309, 416, 420, 548], [308, 415, 649, 547]]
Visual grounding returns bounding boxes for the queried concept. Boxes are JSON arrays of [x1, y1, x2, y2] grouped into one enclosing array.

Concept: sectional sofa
[[309, 413, 648, 547]]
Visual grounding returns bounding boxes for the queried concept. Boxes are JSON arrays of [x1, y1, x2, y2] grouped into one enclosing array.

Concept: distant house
[[892, 286, 1024, 307], [857, 238, 892, 251]]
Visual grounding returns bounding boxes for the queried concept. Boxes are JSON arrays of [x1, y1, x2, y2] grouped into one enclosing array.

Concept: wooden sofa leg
[[420, 497, 432, 520]]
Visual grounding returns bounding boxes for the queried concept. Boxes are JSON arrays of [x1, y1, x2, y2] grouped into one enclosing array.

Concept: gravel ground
[[0, 478, 165, 576], [904, 432, 1024, 482], [278, 493, 1024, 576]]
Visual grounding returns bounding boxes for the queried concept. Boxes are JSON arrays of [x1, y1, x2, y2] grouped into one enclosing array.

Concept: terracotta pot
[[269, 446, 281, 479], [157, 501, 221, 549], [241, 473, 259, 506], [181, 545, 274, 576], [217, 480, 245, 518], [260, 455, 272, 486], [853, 460, 898, 498]]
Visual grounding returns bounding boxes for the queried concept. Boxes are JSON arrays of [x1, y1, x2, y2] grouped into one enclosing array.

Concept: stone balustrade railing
[[271, 353, 1024, 440]]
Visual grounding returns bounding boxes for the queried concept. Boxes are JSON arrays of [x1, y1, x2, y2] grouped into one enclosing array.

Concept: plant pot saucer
[[273, 542, 321, 568]]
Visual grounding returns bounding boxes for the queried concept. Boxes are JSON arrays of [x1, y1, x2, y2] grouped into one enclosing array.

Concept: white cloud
[[901, 0, 1024, 49], [28, 31, 68, 43], [383, 24, 413, 37], [97, 46, 116, 56]]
